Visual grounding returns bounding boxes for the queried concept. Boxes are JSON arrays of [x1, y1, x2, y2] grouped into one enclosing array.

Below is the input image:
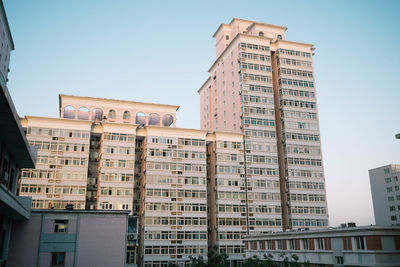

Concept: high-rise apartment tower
[[198, 18, 328, 252]]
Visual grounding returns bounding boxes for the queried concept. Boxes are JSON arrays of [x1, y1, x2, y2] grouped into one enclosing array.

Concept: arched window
[[148, 113, 160, 126], [92, 108, 103, 121], [135, 112, 146, 125], [123, 111, 131, 121], [108, 109, 116, 120], [162, 114, 174, 127], [63, 106, 75, 119], [277, 34, 282, 40], [77, 107, 90, 120], [258, 31, 264, 37]]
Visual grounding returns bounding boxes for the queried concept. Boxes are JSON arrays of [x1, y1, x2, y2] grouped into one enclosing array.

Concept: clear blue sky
[[4, 0, 400, 226]]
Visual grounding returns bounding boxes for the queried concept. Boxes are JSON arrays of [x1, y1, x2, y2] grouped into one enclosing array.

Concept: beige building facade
[[19, 95, 248, 266]]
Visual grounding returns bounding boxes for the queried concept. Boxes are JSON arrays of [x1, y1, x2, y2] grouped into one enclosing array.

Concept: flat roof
[[32, 209, 130, 215]]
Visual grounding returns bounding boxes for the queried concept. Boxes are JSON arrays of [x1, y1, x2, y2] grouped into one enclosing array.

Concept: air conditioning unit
[[127, 233, 137, 241]]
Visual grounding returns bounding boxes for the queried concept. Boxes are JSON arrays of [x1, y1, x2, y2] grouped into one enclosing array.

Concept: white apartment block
[[369, 164, 400, 226]]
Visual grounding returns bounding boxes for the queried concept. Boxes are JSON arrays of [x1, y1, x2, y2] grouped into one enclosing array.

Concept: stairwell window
[[54, 220, 68, 233], [51, 252, 65, 267]]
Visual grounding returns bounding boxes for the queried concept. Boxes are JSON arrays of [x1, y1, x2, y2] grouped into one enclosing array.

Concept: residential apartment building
[[243, 225, 400, 266], [198, 18, 328, 262], [7, 210, 130, 267], [369, 164, 400, 226], [20, 94, 253, 266]]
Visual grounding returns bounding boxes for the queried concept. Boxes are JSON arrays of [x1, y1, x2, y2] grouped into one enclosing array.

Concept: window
[[51, 252, 65, 267], [108, 109, 116, 119], [335, 256, 344, 264], [302, 239, 309, 250], [316, 238, 324, 250], [390, 206, 396, 211], [258, 31, 264, 37], [123, 111, 131, 121], [387, 187, 393, 193], [54, 220, 68, 233], [127, 246, 135, 264], [289, 239, 294, 250], [277, 34, 282, 40], [354, 236, 365, 250], [385, 177, 392, 183], [384, 168, 390, 174], [277, 240, 282, 250], [391, 215, 397, 221], [225, 35, 229, 40]]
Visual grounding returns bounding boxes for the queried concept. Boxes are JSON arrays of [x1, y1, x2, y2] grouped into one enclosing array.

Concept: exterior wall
[[369, 165, 400, 226], [199, 19, 329, 235], [0, 1, 13, 85], [77, 213, 127, 267], [7, 211, 128, 267], [140, 127, 208, 266], [273, 40, 328, 229], [243, 226, 400, 267], [208, 132, 246, 262], [97, 123, 137, 213], [19, 117, 91, 210]]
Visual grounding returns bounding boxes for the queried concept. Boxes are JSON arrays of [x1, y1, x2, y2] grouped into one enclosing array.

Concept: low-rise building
[[7, 209, 132, 267], [243, 225, 400, 266]]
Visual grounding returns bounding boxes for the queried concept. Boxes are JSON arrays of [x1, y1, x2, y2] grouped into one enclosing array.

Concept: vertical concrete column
[[207, 142, 217, 249], [271, 50, 290, 231]]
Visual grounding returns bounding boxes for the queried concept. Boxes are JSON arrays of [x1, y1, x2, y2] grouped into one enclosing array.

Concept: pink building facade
[[199, 18, 328, 263]]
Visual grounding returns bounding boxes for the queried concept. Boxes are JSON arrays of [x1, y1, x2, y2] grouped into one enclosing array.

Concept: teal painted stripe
[[40, 242, 75, 252], [74, 213, 80, 267], [42, 233, 76, 243]]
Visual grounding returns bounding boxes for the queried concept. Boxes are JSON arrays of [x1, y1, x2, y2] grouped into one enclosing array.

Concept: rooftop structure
[[59, 94, 179, 127]]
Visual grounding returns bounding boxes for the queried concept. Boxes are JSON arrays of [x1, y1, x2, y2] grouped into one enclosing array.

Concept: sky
[[4, 0, 400, 227]]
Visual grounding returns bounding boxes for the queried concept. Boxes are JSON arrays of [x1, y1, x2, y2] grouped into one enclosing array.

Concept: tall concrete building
[[369, 164, 400, 226], [198, 18, 328, 260]]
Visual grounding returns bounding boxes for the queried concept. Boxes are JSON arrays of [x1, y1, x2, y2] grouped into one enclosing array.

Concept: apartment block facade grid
[[18, 18, 329, 267], [198, 18, 328, 262], [369, 165, 400, 226]]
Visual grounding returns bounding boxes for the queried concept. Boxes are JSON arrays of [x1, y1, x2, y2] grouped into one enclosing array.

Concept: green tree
[[189, 246, 228, 267]]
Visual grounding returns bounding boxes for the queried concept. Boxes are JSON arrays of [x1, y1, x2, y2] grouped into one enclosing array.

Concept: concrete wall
[[8, 211, 127, 267], [7, 213, 41, 267], [77, 213, 126, 267]]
